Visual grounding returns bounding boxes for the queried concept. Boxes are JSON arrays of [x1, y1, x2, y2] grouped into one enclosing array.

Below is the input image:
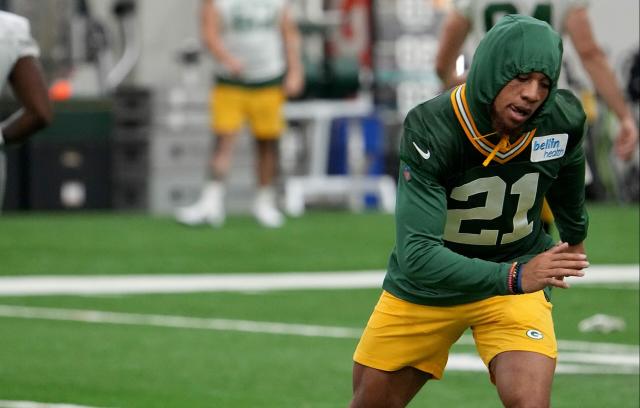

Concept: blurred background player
[[0, 10, 52, 211], [435, 0, 638, 162], [175, 0, 304, 228]]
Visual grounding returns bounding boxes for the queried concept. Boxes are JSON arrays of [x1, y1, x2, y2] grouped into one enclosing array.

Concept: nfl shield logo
[[403, 165, 412, 181]]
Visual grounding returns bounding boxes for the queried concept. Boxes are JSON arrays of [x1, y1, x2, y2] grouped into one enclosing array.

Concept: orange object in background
[[49, 79, 73, 101]]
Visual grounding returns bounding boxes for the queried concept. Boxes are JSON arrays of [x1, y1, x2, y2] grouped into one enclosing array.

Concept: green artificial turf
[[0, 203, 637, 407], [0, 203, 637, 276], [0, 211, 395, 275], [0, 287, 637, 408]]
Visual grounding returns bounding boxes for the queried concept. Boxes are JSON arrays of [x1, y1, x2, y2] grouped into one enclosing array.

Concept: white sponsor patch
[[530, 133, 568, 162]]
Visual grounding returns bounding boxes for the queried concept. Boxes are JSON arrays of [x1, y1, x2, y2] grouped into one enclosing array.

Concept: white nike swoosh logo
[[412, 142, 431, 160]]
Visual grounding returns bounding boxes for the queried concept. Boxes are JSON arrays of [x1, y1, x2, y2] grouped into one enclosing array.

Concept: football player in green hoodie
[[350, 15, 589, 408]]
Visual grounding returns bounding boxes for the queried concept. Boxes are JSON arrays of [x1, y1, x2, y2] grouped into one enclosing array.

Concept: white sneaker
[[252, 187, 284, 228], [175, 182, 225, 227]]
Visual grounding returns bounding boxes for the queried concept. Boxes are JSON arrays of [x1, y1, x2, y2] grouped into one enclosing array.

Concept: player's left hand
[[283, 68, 304, 98], [519, 242, 589, 292], [614, 116, 639, 161]]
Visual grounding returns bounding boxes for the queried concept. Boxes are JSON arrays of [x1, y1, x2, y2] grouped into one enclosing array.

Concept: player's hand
[[519, 242, 589, 293], [283, 67, 304, 97], [223, 57, 244, 77], [614, 116, 638, 161]]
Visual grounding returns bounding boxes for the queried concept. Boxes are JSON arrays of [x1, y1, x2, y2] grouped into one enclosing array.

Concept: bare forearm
[[566, 7, 633, 122], [203, 35, 234, 66], [2, 57, 52, 145], [435, 11, 470, 88], [282, 10, 302, 74], [582, 52, 634, 122], [200, 0, 240, 70], [565, 6, 638, 159], [1, 108, 50, 145], [280, 7, 304, 96]]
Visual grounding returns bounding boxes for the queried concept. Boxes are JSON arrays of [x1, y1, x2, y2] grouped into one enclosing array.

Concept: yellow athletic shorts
[[353, 290, 556, 380], [210, 84, 285, 139]]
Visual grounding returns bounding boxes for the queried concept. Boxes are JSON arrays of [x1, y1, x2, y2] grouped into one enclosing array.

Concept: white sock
[[255, 186, 276, 205], [202, 181, 225, 202]]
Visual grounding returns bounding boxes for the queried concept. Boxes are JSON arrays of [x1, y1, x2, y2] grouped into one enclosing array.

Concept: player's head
[[466, 14, 563, 134], [491, 71, 551, 134]]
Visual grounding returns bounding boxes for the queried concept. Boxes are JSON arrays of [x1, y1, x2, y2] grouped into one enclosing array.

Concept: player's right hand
[[519, 242, 589, 293], [614, 116, 638, 161], [224, 57, 244, 77]]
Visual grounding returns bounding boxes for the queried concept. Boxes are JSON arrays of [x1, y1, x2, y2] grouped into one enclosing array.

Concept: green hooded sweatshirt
[[383, 15, 588, 306]]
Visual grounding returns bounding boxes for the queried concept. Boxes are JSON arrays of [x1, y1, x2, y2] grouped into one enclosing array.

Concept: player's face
[[492, 72, 550, 134]]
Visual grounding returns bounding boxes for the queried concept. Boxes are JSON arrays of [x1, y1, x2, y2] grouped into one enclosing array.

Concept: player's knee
[[501, 392, 550, 408], [349, 392, 378, 408], [350, 381, 411, 408], [349, 394, 407, 408]]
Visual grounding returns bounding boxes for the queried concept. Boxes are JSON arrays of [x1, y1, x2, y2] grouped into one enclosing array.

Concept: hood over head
[[465, 14, 563, 134]]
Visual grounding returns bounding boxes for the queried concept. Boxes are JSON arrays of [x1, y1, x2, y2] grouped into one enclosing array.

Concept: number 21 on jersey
[[444, 173, 540, 245]]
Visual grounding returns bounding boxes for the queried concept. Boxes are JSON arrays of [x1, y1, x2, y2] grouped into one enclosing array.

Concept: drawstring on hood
[[483, 135, 510, 167]]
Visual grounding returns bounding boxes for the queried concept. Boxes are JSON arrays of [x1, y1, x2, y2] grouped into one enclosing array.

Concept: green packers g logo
[[526, 329, 544, 340]]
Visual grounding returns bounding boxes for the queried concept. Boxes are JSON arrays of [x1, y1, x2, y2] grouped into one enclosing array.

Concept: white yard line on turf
[[0, 305, 635, 354], [0, 265, 637, 296], [445, 354, 640, 375], [0, 401, 111, 408], [0, 305, 362, 339], [0, 304, 637, 376], [0, 271, 384, 296]]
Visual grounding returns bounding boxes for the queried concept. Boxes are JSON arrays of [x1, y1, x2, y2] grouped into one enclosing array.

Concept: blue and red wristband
[[507, 262, 525, 295]]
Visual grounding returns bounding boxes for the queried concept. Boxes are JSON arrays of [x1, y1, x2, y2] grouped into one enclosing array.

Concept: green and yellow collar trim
[[450, 84, 536, 165]]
